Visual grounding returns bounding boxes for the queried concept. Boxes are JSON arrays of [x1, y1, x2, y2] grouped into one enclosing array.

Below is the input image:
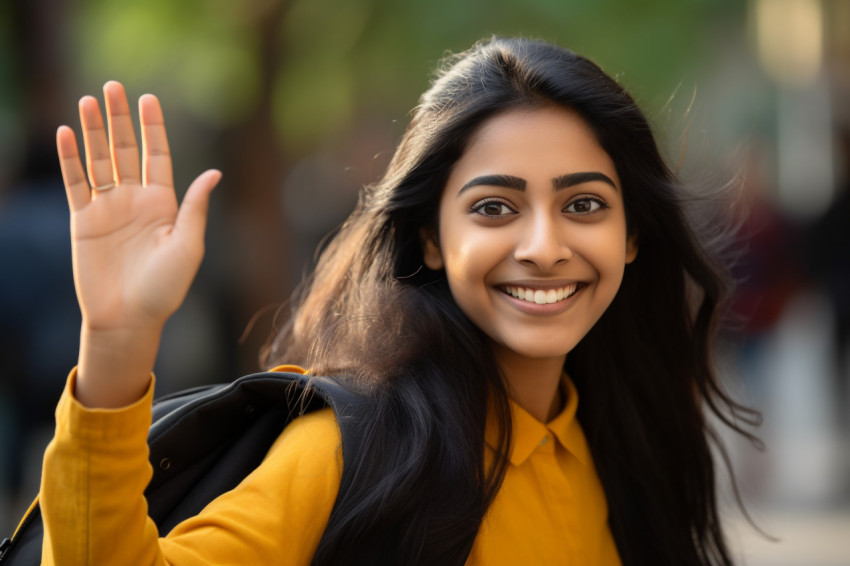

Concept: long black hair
[[262, 36, 759, 565]]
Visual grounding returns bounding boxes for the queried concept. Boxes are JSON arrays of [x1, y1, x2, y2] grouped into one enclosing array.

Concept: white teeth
[[504, 283, 579, 304]]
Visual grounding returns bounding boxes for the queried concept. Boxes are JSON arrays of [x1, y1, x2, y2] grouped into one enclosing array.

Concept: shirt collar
[[485, 375, 591, 467]]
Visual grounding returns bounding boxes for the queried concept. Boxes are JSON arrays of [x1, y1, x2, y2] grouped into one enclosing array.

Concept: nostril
[[514, 242, 573, 268]]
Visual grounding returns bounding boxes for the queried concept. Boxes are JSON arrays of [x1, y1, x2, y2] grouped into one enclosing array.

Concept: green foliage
[[67, 0, 743, 151], [73, 0, 263, 126]]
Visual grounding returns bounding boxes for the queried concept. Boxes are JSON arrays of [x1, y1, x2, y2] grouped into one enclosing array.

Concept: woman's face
[[423, 105, 637, 369]]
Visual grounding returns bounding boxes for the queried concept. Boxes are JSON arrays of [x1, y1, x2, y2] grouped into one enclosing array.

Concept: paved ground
[[725, 507, 850, 566]]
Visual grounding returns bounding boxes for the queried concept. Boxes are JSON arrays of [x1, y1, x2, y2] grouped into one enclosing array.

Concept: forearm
[[41, 80, 220, 563], [41, 370, 166, 566], [75, 324, 163, 408]]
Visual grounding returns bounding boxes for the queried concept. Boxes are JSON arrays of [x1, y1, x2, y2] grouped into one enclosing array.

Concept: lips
[[502, 283, 583, 305]]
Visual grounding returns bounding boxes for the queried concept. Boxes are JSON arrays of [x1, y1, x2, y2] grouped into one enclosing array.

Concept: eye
[[470, 199, 516, 218], [565, 196, 608, 215]]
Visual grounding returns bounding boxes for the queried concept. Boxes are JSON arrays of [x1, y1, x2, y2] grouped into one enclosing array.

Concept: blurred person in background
[[803, 117, 850, 434]]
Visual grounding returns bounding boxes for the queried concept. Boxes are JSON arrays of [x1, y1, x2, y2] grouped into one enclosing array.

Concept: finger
[[103, 81, 141, 185], [139, 94, 173, 188], [56, 126, 91, 211], [79, 96, 113, 189], [174, 170, 221, 245]]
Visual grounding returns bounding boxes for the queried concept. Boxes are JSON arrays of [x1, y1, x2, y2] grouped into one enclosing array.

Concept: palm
[[72, 181, 184, 328], [58, 82, 220, 332]]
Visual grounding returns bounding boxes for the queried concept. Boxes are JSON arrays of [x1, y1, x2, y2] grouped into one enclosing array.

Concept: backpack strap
[[146, 371, 365, 534]]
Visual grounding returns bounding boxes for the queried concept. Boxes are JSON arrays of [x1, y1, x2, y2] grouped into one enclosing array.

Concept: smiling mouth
[[502, 283, 584, 305]]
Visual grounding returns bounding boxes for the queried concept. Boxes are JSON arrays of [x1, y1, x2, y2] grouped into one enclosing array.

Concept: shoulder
[[198, 408, 342, 524], [162, 408, 343, 562]]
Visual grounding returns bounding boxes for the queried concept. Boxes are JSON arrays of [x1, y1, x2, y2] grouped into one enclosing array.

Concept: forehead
[[450, 105, 619, 186]]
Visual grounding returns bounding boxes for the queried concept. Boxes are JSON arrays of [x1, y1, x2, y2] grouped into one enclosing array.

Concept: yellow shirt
[[38, 367, 621, 565]]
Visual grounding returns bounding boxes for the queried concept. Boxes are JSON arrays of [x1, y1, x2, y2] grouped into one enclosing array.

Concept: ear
[[420, 228, 444, 270], [625, 232, 639, 264]]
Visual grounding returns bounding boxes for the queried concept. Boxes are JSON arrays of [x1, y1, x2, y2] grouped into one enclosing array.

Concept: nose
[[513, 213, 573, 270]]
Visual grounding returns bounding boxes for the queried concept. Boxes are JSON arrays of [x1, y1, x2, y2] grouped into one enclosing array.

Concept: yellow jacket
[[39, 367, 620, 565]]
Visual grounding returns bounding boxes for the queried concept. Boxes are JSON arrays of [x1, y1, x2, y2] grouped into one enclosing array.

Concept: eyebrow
[[459, 174, 526, 193], [458, 171, 617, 196], [553, 172, 617, 191]]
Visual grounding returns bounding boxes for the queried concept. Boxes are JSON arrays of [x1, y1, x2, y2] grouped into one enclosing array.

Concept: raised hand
[[57, 81, 221, 407]]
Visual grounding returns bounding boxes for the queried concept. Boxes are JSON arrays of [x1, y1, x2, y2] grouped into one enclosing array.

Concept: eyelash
[[565, 195, 609, 214], [469, 195, 610, 218], [469, 198, 516, 217]]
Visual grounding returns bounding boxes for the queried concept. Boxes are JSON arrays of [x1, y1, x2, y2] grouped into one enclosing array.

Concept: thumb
[[174, 169, 221, 244]]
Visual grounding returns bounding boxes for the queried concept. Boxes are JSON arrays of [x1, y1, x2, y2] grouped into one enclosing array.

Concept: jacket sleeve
[[40, 369, 343, 566]]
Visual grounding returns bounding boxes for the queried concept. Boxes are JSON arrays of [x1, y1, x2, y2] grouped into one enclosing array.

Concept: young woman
[[40, 37, 758, 565]]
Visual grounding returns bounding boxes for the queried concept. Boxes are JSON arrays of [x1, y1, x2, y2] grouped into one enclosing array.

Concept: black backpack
[[0, 370, 366, 564]]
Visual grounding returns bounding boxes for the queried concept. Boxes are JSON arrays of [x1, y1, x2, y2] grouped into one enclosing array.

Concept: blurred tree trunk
[[13, 0, 69, 177], [218, 1, 292, 373]]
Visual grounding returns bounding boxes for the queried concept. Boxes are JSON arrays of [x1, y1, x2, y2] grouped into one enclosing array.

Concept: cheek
[[574, 220, 630, 279], [439, 225, 504, 281], [442, 246, 493, 303]]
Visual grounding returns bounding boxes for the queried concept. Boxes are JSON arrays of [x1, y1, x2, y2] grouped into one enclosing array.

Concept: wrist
[[75, 324, 164, 408]]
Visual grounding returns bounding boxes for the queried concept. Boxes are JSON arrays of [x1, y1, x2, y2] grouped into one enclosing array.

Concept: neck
[[495, 348, 566, 423]]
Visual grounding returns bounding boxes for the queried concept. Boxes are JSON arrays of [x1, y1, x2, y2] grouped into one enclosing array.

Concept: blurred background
[[0, 0, 848, 562]]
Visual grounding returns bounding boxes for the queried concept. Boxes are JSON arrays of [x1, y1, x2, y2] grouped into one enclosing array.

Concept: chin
[[494, 338, 580, 363]]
